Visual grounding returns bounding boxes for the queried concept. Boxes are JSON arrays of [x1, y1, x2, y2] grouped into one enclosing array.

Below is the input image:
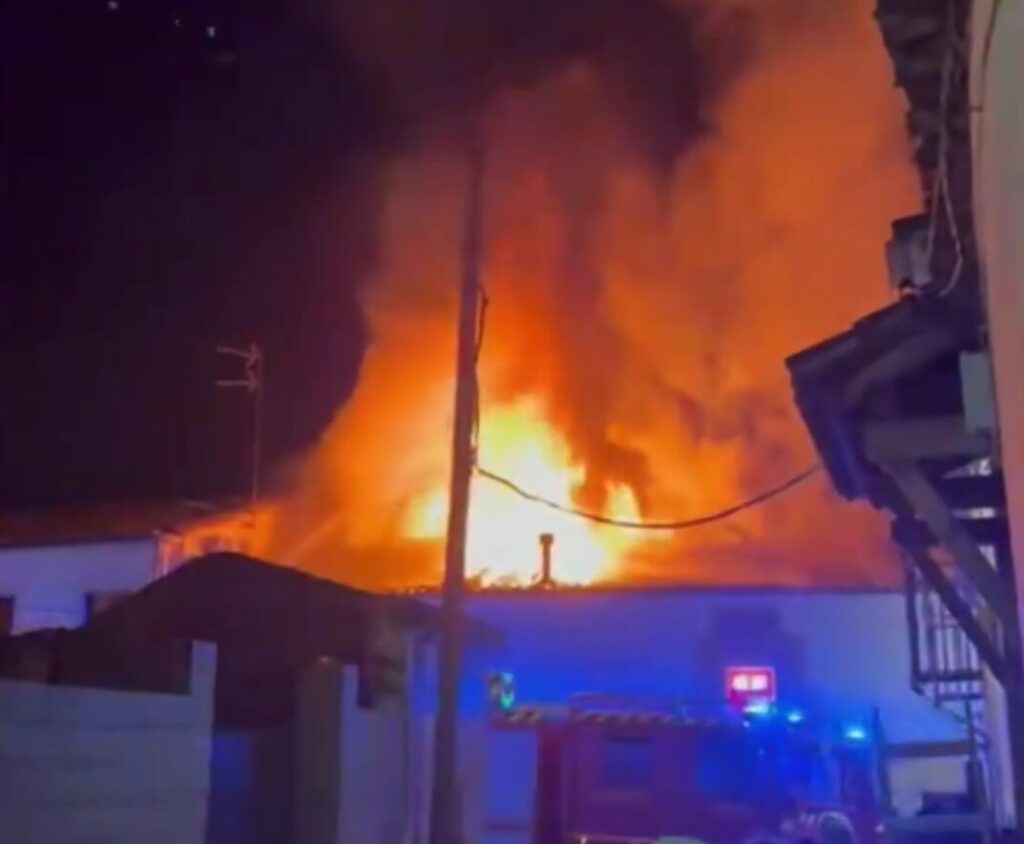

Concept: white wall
[[337, 665, 409, 844], [0, 641, 216, 844], [973, 0, 1024, 643], [466, 589, 976, 821], [402, 713, 491, 844], [0, 538, 160, 632], [290, 646, 486, 844], [466, 589, 961, 741], [971, 1, 1024, 826], [292, 647, 436, 844]]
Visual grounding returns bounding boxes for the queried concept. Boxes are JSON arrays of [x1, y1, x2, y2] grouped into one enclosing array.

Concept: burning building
[[269, 0, 919, 591]]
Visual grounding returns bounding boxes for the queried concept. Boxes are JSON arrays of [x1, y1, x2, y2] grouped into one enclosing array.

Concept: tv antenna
[[216, 342, 264, 504]]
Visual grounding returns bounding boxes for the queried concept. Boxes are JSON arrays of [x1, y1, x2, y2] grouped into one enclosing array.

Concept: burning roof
[[267, 0, 918, 592]]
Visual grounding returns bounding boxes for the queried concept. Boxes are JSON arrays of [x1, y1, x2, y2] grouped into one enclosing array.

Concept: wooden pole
[[429, 140, 485, 844]]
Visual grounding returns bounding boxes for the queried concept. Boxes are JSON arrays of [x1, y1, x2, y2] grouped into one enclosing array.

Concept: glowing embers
[[402, 396, 643, 585]]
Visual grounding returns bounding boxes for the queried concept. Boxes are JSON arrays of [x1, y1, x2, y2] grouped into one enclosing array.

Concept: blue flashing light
[[785, 709, 805, 725], [743, 700, 773, 717], [844, 724, 869, 742], [487, 670, 516, 712], [498, 672, 516, 711]]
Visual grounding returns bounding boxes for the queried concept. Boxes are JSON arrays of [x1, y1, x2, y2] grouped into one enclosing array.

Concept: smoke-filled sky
[[2, 0, 716, 508], [2, 0, 917, 585], [274, 0, 920, 587]]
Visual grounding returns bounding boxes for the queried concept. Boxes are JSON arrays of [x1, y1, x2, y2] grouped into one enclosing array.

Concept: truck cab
[[486, 695, 878, 844], [562, 711, 875, 844]]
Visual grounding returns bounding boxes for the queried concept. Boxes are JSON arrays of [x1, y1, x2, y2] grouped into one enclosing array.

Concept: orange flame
[[273, 0, 918, 591], [404, 397, 645, 585]]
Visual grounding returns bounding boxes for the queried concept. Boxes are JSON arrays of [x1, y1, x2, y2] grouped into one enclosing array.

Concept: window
[[600, 733, 654, 791], [0, 596, 14, 636], [85, 591, 130, 620]]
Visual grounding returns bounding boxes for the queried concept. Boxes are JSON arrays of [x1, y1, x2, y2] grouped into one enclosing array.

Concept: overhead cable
[[469, 247, 820, 532], [928, 0, 966, 297], [474, 463, 821, 531]]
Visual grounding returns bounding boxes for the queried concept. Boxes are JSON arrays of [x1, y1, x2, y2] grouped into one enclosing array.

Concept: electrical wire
[[474, 463, 821, 531], [468, 235, 820, 532], [928, 0, 966, 298], [924, 33, 953, 265]]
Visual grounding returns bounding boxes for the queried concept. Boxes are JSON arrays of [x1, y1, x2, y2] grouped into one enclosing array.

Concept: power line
[[930, 0, 965, 298], [474, 463, 821, 530], [466, 200, 819, 532]]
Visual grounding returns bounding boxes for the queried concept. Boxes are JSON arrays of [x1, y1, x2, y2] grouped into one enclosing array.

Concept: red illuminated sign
[[724, 666, 776, 707]]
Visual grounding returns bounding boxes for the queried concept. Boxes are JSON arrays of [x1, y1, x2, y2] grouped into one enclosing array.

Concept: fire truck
[[483, 668, 880, 844]]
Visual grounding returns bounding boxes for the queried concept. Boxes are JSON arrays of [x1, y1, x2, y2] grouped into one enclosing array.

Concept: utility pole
[[216, 342, 264, 504], [429, 141, 485, 844]]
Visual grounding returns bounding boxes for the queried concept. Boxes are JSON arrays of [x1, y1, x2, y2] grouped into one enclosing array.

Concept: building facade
[[0, 504, 273, 634], [465, 587, 980, 821]]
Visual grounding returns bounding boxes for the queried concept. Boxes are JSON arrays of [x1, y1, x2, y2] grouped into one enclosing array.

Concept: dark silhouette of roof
[[85, 552, 500, 653], [0, 553, 500, 727]]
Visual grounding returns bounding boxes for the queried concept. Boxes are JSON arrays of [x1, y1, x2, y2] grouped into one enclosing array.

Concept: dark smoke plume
[[270, 0, 917, 590]]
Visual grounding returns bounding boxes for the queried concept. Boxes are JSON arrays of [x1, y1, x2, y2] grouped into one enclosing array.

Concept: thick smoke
[[322, 0, 745, 164], [271, 0, 917, 588]]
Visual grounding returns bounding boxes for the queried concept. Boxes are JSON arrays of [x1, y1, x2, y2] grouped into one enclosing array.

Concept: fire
[[271, 0, 919, 591], [403, 397, 642, 585]]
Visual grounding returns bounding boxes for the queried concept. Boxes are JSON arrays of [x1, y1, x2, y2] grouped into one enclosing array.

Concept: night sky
[[1, 0, 733, 511], [1, 0, 378, 508]]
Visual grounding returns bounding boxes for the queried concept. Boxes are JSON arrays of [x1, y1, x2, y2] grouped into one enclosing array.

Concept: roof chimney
[[539, 533, 555, 588]]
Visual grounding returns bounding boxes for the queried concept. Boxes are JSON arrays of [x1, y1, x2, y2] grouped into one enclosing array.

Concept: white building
[[464, 587, 976, 822], [971, 1, 1024, 651], [0, 504, 274, 634], [0, 554, 487, 844], [0, 537, 166, 633]]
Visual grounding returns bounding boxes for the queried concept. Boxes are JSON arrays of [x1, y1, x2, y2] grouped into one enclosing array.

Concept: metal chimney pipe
[[539, 533, 555, 587]]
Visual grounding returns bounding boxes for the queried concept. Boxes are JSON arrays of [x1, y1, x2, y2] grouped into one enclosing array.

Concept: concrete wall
[[972, 0, 1024, 630], [0, 538, 159, 632], [400, 712, 491, 844], [971, 0, 1024, 826], [294, 660, 342, 844], [465, 589, 960, 741], [287, 640, 487, 844], [288, 659, 418, 844], [207, 727, 294, 844], [0, 641, 216, 844], [337, 665, 410, 844]]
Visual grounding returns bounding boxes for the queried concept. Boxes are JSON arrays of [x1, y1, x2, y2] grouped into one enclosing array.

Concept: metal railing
[[906, 563, 985, 704]]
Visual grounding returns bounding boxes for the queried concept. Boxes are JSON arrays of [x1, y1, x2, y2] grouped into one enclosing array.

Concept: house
[[0, 502, 274, 633], [0, 553, 500, 844]]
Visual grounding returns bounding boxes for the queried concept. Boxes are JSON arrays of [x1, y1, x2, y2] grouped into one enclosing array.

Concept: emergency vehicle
[[483, 668, 880, 844]]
